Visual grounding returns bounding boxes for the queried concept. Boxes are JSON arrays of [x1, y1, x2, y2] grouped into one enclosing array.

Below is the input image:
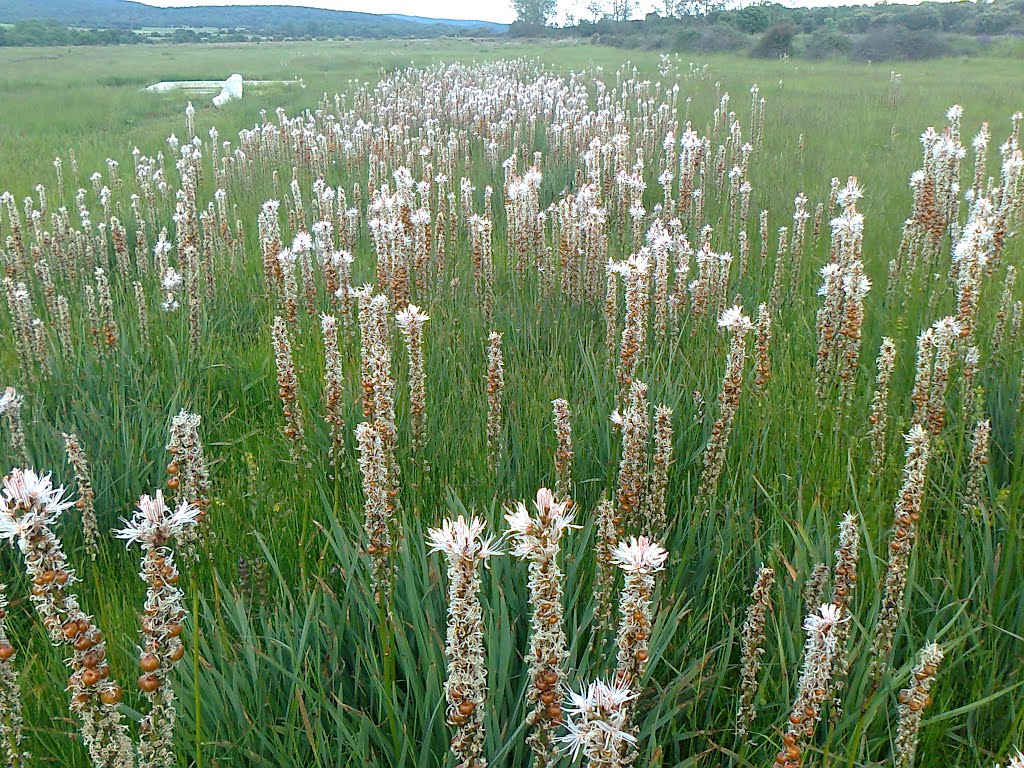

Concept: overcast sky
[[137, 0, 928, 25]]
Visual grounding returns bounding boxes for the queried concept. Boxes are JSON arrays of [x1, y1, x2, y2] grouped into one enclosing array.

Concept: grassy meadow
[[0, 38, 1023, 768]]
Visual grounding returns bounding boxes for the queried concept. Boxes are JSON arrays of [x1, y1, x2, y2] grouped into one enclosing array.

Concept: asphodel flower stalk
[[320, 313, 346, 461], [592, 497, 618, 636], [427, 516, 502, 768], [868, 339, 897, 473], [505, 489, 575, 768], [0, 583, 28, 767], [646, 405, 673, 538], [485, 331, 504, 471], [735, 565, 774, 742], [395, 304, 430, 454], [614, 380, 649, 536], [551, 399, 574, 503], [801, 564, 829, 618], [612, 536, 668, 694], [0, 388, 28, 467], [0, 468, 134, 768], [63, 433, 98, 560], [356, 421, 394, 605], [698, 306, 754, 507], [772, 604, 844, 768], [615, 254, 651, 407], [828, 513, 860, 711], [115, 491, 199, 768], [894, 642, 944, 768], [165, 410, 210, 556], [872, 426, 930, 673], [963, 419, 991, 516], [753, 303, 772, 390], [271, 316, 306, 461]]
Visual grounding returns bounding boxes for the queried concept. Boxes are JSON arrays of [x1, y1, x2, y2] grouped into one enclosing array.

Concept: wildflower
[[63, 433, 98, 560], [505, 489, 575, 767], [615, 254, 651, 405], [828, 514, 860, 710], [612, 536, 668, 693], [963, 419, 991, 516], [773, 604, 845, 768], [894, 643, 944, 768], [754, 303, 772, 390], [551, 399, 574, 503], [736, 566, 775, 741], [872, 426, 930, 673], [645, 405, 673, 538], [869, 339, 897, 473], [0, 582, 28, 766], [395, 304, 430, 454], [0, 388, 28, 467], [615, 380, 649, 535], [698, 306, 753, 506], [560, 680, 637, 767], [486, 331, 504, 471], [356, 421, 393, 605], [271, 316, 305, 461], [0, 468, 134, 767], [321, 314, 346, 461], [165, 410, 210, 557], [427, 516, 501, 768]]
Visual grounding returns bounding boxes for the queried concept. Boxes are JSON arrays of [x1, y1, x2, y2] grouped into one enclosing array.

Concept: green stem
[[192, 580, 202, 768]]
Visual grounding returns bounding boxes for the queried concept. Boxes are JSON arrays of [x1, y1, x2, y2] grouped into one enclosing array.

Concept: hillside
[[0, 0, 508, 33]]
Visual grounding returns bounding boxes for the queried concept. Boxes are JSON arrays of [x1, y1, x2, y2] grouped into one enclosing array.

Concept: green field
[[1, 39, 1023, 768]]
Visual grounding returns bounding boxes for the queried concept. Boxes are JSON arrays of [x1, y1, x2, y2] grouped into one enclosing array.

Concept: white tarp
[[146, 74, 304, 106], [212, 74, 243, 107]]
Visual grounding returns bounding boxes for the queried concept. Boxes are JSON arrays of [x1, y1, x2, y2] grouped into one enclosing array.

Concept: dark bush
[[804, 26, 853, 58], [851, 26, 951, 61], [752, 22, 795, 57], [675, 23, 748, 53]]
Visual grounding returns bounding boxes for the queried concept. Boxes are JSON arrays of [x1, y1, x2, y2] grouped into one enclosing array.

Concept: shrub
[[851, 26, 951, 61], [752, 22, 795, 58], [804, 26, 853, 58]]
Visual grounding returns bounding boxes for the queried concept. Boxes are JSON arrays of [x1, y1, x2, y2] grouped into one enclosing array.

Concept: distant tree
[[676, 0, 727, 17], [734, 5, 771, 33], [587, 0, 634, 21], [513, 0, 557, 25]]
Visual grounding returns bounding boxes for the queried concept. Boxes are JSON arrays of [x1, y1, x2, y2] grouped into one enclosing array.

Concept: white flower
[[718, 305, 754, 332], [395, 304, 430, 329], [291, 232, 313, 254], [162, 267, 183, 292], [503, 488, 576, 558], [560, 680, 638, 761], [115, 490, 199, 547], [1, 468, 73, 517], [427, 515, 503, 563], [611, 536, 668, 574], [0, 387, 21, 415]]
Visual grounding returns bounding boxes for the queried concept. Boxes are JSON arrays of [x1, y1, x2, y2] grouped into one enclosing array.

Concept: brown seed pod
[[100, 685, 123, 705], [138, 674, 160, 693]]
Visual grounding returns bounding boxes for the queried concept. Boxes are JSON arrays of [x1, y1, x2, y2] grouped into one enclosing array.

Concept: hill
[[0, 0, 508, 34]]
